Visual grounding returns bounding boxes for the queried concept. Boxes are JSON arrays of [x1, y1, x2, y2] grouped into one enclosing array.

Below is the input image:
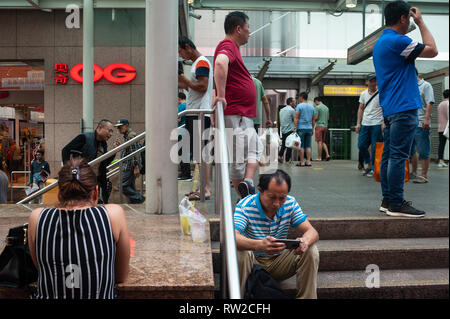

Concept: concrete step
[[213, 268, 449, 299], [284, 268, 449, 299], [209, 217, 449, 242], [211, 237, 449, 273]]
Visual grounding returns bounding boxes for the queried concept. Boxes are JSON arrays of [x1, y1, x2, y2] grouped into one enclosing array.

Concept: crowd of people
[[1, 0, 445, 300]]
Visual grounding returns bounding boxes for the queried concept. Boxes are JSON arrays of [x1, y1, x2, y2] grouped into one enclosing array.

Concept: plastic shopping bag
[[179, 196, 195, 235], [285, 132, 302, 150], [178, 197, 208, 242], [259, 128, 280, 168], [373, 142, 410, 182], [187, 208, 208, 243]]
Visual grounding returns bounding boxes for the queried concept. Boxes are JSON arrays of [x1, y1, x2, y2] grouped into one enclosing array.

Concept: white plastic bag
[[187, 209, 208, 243], [259, 128, 280, 167], [178, 197, 207, 242], [179, 196, 195, 236], [285, 132, 302, 150]]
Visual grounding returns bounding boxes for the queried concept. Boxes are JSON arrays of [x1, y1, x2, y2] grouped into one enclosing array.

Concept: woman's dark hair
[[384, 0, 411, 26], [258, 169, 291, 193], [224, 11, 249, 35], [58, 158, 97, 206], [444, 89, 449, 99], [179, 36, 196, 50]]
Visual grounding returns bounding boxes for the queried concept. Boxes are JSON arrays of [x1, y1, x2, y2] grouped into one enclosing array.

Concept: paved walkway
[[179, 160, 449, 218]]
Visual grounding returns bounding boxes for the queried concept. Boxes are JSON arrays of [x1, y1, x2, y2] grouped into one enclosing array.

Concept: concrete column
[[145, 0, 178, 214], [82, 0, 94, 132]]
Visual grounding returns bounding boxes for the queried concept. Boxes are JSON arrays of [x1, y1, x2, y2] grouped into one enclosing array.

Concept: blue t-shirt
[[373, 29, 425, 117], [177, 102, 186, 127], [295, 102, 315, 130]]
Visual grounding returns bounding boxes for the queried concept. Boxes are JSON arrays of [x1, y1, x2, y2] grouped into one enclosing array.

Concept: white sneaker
[[438, 162, 448, 168]]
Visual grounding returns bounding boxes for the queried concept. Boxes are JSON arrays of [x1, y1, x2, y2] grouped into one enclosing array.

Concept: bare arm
[[105, 204, 130, 283], [293, 112, 300, 132], [422, 102, 433, 130], [262, 95, 272, 127], [28, 207, 45, 269], [411, 7, 438, 58], [213, 54, 229, 109], [179, 74, 209, 93], [356, 103, 365, 133]]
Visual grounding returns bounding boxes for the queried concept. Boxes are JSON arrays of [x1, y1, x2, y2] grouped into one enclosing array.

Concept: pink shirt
[[214, 40, 256, 118], [437, 100, 448, 132]]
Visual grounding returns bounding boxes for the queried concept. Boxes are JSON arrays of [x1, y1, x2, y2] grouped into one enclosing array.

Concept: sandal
[[187, 191, 211, 200], [312, 158, 322, 162], [413, 176, 429, 184]]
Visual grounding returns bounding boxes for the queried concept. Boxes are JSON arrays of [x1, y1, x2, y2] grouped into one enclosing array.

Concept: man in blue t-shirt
[[293, 92, 315, 167], [373, 0, 437, 218]]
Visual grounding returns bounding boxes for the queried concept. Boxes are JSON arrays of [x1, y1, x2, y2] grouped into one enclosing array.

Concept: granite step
[[209, 217, 449, 242], [213, 268, 449, 299], [284, 268, 449, 299], [211, 237, 449, 273]]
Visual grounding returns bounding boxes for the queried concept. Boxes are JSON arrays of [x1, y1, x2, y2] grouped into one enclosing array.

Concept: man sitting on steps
[[234, 169, 320, 299]]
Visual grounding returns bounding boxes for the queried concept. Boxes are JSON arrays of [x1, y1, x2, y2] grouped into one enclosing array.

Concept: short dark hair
[[178, 92, 186, 100], [97, 119, 112, 129], [224, 11, 249, 35], [258, 169, 291, 193], [444, 89, 449, 99], [179, 36, 196, 50], [286, 97, 295, 105], [298, 92, 308, 101], [314, 96, 323, 103], [384, 0, 411, 26], [36, 150, 44, 156]]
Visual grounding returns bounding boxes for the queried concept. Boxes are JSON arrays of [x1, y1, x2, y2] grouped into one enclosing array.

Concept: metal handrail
[[215, 102, 241, 299], [107, 146, 145, 170], [16, 131, 146, 204]]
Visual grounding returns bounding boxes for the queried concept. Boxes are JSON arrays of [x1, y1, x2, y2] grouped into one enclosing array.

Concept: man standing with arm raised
[[373, 0, 438, 217]]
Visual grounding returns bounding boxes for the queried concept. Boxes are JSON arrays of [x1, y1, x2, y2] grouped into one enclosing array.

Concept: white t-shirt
[[186, 56, 214, 117], [359, 89, 383, 126]]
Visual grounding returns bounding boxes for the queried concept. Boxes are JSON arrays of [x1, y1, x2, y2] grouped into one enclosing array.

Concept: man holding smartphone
[[234, 169, 319, 298], [373, 1, 438, 218]]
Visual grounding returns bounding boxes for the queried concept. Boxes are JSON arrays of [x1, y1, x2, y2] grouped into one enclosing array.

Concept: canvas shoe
[[237, 178, 255, 199]]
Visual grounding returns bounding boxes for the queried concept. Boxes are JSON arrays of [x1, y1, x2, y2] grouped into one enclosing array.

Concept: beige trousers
[[237, 244, 320, 299]]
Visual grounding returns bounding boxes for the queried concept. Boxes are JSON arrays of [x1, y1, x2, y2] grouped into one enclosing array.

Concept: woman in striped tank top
[[27, 158, 130, 299]]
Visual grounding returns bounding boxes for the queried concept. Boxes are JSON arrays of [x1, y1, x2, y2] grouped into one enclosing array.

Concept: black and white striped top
[[34, 206, 116, 299]]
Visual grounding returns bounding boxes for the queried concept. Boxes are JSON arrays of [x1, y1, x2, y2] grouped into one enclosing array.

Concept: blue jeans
[[381, 109, 418, 207], [358, 125, 383, 170]]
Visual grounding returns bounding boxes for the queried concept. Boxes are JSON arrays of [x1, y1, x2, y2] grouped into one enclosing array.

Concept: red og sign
[[55, 63, 137, 84]]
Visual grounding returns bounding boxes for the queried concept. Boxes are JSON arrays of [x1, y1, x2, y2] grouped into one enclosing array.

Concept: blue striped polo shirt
[[234, 193, 307, 257]]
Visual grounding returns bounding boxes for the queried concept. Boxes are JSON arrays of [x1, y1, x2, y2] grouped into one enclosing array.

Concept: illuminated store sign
[[54, 63, 136, 84], [323, 85, 367, 96]]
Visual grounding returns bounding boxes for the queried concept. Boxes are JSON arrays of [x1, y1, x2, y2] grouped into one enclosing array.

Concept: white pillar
[[82, 0, 94, 132], [145, 0, 178, 214]]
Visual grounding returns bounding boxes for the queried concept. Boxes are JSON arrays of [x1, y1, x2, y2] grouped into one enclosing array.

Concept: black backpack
[[244, 264, 289, 299]]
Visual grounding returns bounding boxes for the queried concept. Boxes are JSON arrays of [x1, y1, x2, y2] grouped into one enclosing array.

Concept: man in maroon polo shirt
[[213, 11, 262, 199]]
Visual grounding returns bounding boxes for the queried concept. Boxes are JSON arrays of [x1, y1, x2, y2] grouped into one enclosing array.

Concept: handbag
[[373, 142, 410, 183], [0, 224, 38, 288]]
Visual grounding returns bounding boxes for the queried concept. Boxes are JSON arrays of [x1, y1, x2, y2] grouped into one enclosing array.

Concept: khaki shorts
[[224, 115, 262, 180]]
